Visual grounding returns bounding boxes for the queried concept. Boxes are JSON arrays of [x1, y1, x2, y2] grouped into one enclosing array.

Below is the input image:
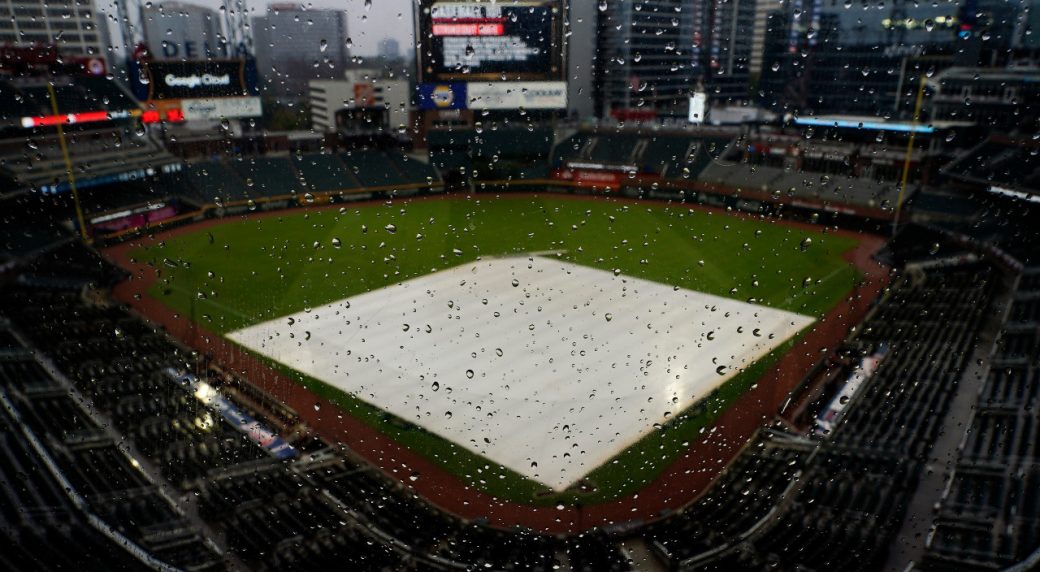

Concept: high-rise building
[[592, 0, 758, 118], [757, 0, 1000, 115], [309, 71, 409, 135], [593, 0, 695, 117], [566, 0, 597, 119], [378, 38, 401, 60], [139, 1, 224, 61], [691, 0, 757, 102], [0, 0, 105, 56], [251, 3, 349, 96], [750, 0, 782, 78]]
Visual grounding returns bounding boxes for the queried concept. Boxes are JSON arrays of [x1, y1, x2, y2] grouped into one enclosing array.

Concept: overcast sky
[[100, 0, 416, 57]]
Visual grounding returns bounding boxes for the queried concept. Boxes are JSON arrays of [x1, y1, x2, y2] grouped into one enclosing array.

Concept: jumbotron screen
[[417, 0, 564, 82]]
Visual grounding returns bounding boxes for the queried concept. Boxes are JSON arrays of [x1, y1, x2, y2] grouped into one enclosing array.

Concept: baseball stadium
[[3, 0, 1040, 570]]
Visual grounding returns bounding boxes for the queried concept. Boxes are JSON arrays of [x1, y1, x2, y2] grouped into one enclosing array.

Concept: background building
[[138, 1, 224, 61], [592, 0, 757, 118], [566, 0, 597, 119], [593, 0, 695, 118], [691, 0, 756, 102], [749, 0, 783, 79], [252, 3, 349, 96], [309, 70, 409, 137], [0, 0, 105, 56], [756, 0, 1028, 116], [378, 38, 400, 60]]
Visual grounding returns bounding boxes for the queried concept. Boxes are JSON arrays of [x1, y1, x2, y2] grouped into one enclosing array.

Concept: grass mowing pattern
[[135, 195, 861, 504]]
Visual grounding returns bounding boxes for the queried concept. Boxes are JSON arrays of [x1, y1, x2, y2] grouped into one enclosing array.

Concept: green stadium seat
[[340, 150, 408, 188], [292, 154, 360, 192], [229, 157, 301, 197]]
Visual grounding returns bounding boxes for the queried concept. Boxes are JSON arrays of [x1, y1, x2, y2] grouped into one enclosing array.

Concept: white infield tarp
[[228, 256, 814, 491]]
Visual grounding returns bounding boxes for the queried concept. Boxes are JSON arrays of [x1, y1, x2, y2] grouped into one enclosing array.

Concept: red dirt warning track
[[103, 193, 889, 534]]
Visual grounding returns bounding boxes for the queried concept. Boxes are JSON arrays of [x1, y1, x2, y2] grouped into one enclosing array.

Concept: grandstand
[[922, 265, 1040, 570], [174, 149, 444, 211], [942, 135, 1040, 195], [549, 129, 730, 179], [0, 76, 137, 126], [0, 74, 176, 196]]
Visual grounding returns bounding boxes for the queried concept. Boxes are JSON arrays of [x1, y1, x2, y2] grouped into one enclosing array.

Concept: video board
[[417, 0, 564, 82]]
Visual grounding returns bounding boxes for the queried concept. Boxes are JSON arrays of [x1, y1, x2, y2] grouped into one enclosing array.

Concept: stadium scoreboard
[[417, 0, 564, 83]]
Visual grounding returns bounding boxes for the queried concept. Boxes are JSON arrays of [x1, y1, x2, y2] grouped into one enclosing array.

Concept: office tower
[[251, 3, 349, 95], [0, 0, 105, 55], [593, 0, 695, 117], [139, 1, 224, 61], [378, 38, 400, 59]]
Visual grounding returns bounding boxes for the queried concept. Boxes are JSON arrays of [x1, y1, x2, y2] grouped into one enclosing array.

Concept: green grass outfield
[[135, 195, 862, 505]]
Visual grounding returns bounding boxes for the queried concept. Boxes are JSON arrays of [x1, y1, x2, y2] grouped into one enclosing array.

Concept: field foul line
[[166, 284, 253, 321], [780, 264, 852, 309]]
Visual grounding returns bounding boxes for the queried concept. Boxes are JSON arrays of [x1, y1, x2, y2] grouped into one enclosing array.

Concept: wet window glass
[[1, 0, 1038, 570]]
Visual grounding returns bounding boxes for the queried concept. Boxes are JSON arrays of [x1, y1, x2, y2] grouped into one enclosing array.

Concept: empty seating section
[[923, 265, 1040, 569], [390, 151, 441, 185], [185, 161, 251, 203], [588, 133, 641, 164], [0, 328, 223, 570], [552, 133, 593, 165], [945, 137, 1040, 191], [551, 130, 730, 179], [0, 204, 71, 262], [292, 153, 360, 192], [642, 136, 693, 176], [341, 149, 409, 187], [831, 268, 993, 456], [647, 263, 999, 570], [645, 432, 810, 565], [199, 463, 405, 569], [0, 398, 149, 571], [229, 156, 302, 197], [682, 137, 731, 178], [177, 151, 442, 206], [0, 125, 179, 189], [471, 128, 554, 160]]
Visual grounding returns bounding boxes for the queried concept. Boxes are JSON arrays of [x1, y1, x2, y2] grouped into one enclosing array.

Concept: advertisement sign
[[418, 0, 564, 82], [181, 96, 263, 121], [553, 168, 624, 188], [39, 164, 179, 195], [165, 369, 297, 460], [418, 81, 566, 110], [417, 83, 468, 110], [468, 81, 566, 110], [130, 59, 258, 101], [90, 204, 179, 234]]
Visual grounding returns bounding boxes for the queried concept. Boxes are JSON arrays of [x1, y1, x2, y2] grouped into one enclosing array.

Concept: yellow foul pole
[[46, 82, 91, 244], [893, 73, 927, 236]]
